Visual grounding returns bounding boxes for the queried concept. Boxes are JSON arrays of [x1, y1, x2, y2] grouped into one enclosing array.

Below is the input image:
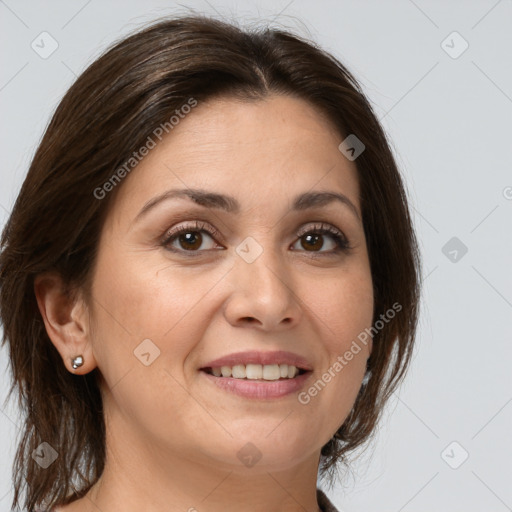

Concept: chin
[[196, 431, 317, 472]]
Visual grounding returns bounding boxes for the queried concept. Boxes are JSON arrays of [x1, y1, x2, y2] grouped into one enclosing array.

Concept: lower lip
[[200, 370, 312, 399]]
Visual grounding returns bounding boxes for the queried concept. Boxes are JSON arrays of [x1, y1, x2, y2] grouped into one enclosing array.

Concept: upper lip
[[200, 350, 313, 371]]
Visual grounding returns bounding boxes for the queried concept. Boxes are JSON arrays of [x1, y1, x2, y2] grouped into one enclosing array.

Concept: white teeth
[[208, 363, 302, 380], [231, 364, 246, 379], [246, 364, 262, 379], [288, 365, 297, 378], [263, 364, 281, 380]]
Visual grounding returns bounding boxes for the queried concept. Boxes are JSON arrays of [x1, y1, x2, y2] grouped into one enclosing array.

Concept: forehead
[[108, 94, 361, 224]]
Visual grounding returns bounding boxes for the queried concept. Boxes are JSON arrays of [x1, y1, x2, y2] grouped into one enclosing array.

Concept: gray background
[[1, 0, 511, 510]]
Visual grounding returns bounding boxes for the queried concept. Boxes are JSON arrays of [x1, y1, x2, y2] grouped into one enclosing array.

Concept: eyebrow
[[133, 188, 361, 223]]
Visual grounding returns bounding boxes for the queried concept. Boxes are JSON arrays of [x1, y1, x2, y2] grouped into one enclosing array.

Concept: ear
[[34, 272, 97, 375]]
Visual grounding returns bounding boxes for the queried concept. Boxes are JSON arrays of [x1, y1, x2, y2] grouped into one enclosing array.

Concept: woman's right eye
[[161, 222, 224, 254]]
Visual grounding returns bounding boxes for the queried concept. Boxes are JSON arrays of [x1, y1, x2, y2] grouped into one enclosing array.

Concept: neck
[[87, 452, 323, 512], [80, 403, 324, 512]]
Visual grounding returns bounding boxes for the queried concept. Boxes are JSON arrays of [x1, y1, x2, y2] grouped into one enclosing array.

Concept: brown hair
[[0, 14, 421, 511]]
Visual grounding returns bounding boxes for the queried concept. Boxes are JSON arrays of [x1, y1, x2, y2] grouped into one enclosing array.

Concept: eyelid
[[295, 221, 345, 238], [161, 220, 225, 245]]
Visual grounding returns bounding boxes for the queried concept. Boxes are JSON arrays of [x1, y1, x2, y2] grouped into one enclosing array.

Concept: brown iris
[[301, 233, 323, 251], [178, 232, 203, 250]]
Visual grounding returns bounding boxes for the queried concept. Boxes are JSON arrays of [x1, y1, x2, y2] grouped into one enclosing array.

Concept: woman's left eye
[[291, 223, 350, 254], [161, 221, 351, 255]]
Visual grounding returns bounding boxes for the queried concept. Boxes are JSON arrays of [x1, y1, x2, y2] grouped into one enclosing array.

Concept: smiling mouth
[[200, 363, 308, 381]]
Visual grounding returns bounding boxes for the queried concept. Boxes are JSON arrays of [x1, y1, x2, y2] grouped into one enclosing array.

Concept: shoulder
[[317, 488, 342, 512]]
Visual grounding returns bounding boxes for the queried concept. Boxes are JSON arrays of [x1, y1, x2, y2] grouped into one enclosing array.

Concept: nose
[[223, 245, 303, 331]]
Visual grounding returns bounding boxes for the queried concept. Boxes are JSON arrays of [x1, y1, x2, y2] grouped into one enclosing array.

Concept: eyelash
[[161, 220, 352, 257]]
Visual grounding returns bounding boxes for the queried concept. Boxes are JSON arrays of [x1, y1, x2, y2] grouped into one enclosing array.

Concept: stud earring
[[71, 355, 84, 369]]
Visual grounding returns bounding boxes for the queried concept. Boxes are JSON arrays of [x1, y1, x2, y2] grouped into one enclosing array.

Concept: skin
[[35, 94, 374, 512]]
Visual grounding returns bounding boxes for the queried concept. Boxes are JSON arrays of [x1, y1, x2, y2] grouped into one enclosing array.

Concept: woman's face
[[86, 94, 374, 473]]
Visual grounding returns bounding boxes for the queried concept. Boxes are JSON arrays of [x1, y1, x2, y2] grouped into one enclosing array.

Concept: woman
[[0, 14, 421, 512]]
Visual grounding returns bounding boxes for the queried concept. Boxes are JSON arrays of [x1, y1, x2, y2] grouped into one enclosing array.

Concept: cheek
[[309, 265, 374, 353], [87, 250, 227, 382], [88, 255, 215, 440], [91, 243, 208, 333], [295, 267, 373, 432]]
